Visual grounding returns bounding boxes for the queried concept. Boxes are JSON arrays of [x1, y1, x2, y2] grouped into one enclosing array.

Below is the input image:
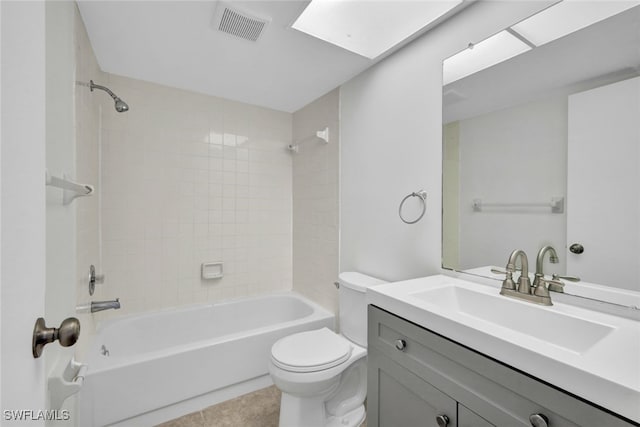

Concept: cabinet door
[[368, 348, 457, 427]]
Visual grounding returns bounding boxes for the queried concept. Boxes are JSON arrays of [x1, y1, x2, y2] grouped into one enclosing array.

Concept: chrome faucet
[[507, 249, 531, 294], [90, 298, 120, 313], [498, 250, 555, 306], [532, 245, 559, 289]]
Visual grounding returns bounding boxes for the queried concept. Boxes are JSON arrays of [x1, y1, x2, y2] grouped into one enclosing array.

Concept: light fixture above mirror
[[443, 0, 640, 85]]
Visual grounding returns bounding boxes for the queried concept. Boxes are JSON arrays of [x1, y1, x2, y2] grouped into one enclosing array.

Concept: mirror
[[442, 4, 640, 298]]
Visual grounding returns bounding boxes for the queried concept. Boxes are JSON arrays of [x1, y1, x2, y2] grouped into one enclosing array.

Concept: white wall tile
[[93, 75, 293, 319], [291, 89, 340, 315]]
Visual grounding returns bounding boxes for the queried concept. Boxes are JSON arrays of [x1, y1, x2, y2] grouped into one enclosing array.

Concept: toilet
[[269, 272, 387, 427]]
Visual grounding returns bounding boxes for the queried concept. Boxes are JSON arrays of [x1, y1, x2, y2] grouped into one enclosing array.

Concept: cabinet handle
[[395, 339, 407, 351], [529, 413, 549, 427], [436, 414, 449, 427]]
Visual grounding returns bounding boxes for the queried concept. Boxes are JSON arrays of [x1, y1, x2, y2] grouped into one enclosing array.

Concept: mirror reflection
[[442, 4, 640, 294]]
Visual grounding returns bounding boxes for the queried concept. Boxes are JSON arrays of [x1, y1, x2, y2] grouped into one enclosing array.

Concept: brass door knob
[[32, 317, 80, 358]]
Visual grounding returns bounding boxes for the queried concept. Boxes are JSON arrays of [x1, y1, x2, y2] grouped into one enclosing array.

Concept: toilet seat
[[271, 328, 352, 373]]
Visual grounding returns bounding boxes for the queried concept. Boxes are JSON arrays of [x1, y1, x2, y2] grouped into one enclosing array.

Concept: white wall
[[340, 1, 553, 281], [292, 89, 340, 314], [455, 96, 567, 273], [1, 0, 47, 418]]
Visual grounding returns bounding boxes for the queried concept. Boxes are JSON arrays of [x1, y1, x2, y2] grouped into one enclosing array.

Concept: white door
[[1, 0, 48, 423], [567, 76, 640, 291]]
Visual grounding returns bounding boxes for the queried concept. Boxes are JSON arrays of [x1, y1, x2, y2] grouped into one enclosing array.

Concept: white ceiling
[[78, 1, 463, 113]]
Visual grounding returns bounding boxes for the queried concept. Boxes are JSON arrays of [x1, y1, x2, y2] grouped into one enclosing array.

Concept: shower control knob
[[395, 339, 407, 351], [436, 414, 450, 427], [529, 413, 549, 427], [569, 243, 584, 254]]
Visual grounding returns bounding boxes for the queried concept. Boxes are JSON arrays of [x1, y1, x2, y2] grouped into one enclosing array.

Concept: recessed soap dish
[[202, 262, 223, 279]]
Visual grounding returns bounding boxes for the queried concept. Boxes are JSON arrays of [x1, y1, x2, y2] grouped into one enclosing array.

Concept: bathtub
[[78, 292, 334, 426]]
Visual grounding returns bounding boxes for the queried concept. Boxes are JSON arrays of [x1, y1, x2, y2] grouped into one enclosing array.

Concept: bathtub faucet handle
[[89, 264, 105, 296]]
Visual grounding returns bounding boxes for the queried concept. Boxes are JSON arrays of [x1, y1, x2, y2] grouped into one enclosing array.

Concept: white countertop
[[367, 274, 640, 423]]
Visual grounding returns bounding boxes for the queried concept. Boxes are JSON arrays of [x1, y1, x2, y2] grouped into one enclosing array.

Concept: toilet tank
[[338, 272, 387, 347]]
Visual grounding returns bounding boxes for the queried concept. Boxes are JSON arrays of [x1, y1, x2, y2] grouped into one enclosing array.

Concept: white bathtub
[[78, 292, 334, 426]]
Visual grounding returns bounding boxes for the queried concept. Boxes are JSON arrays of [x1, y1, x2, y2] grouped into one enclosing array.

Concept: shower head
[[89, 80, 129, 113], [114, 97, 129, 113]]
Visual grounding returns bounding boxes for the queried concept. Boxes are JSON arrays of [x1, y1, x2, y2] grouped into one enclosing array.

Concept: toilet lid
[[271, 328, 352, 373]]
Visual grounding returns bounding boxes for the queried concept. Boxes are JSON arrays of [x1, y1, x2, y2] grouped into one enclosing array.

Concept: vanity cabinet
[[367, 305, 636, 427]]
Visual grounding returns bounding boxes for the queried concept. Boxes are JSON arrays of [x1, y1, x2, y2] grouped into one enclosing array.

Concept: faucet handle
[[534, 278, 565, 296], [552, 274, 580, 282], [492, 268, 516, 291], [547, 279, 566, 293], [533, 278, 551, 297], [491, 267, 522, 275]]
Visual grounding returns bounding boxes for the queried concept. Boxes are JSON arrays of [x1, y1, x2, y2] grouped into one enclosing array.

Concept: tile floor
[[157, 386, 281, 427], [157, 386, 367, 427]]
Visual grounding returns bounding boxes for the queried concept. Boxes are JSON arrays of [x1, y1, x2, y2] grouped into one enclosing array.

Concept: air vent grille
[[216, 6, 268, 42]]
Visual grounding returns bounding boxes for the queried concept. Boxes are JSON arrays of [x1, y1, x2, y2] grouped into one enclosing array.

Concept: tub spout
[[91, 298, 120, 313]]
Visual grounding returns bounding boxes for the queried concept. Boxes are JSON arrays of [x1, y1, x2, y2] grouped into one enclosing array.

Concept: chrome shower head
[[89, 80, 129, 113], [114, 98, 129, 113]]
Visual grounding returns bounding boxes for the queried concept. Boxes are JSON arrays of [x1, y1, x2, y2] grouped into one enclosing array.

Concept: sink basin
[[410, 284, 614, 354]]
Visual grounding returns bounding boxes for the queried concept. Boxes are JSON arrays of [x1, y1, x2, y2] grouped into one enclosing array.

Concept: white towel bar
[[473, 196, 564, 214]]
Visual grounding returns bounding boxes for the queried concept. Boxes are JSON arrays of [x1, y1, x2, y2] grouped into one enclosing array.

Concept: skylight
[[442, 30, 532, 86], [291, 0, 464, 59], [511, 1, 639, 47]]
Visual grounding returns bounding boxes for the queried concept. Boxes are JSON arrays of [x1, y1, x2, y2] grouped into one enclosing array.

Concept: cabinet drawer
[[368, 305, 636, 427]]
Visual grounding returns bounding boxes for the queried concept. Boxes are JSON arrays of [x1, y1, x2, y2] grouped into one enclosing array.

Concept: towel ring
[[399, 190, 427, 224]]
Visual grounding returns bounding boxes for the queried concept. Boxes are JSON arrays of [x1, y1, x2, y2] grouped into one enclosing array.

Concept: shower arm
[[88, 80, 129, 112], [89, 80, 118, 100]]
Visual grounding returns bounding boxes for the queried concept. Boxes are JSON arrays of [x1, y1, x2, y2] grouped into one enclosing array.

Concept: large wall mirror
[[442, 3, 640, 300]]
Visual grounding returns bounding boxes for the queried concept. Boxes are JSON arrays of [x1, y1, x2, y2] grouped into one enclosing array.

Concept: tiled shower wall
[[292, 89, 340, 313], [96, 75, 293, 318], [74, 4, 104, 355], [73, 6, 340, 333]]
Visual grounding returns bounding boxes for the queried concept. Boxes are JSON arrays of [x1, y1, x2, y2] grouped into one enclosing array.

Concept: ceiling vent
[[213, 3, 270, 42]]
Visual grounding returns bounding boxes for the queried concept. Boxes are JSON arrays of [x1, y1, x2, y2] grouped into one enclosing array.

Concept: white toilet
[[269, 272, 387, 427]]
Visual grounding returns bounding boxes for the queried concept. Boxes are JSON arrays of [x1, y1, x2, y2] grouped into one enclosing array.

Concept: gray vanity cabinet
[[367, 305, 635, 427]]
